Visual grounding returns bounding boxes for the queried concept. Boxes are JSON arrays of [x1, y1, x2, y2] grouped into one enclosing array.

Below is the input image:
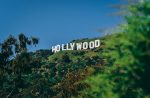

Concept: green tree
[[0, 33, 39, 97], [81, 0, 150, 98]]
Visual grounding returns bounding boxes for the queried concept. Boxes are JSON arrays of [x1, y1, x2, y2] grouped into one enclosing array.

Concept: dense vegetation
[[0, 0, 150, 98]]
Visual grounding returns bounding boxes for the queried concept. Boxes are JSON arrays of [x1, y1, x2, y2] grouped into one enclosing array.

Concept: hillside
[[0, 0, 150, 98]]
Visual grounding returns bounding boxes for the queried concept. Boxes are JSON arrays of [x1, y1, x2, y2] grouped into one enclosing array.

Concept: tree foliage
[[81, 0, 150, 98], [1, 0, 150, 98]]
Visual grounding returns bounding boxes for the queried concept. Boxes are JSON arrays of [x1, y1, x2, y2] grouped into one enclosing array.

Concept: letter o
[[82, 42, 88, 49], [56, 45, 61, 52], [89, 41, 95, 49]]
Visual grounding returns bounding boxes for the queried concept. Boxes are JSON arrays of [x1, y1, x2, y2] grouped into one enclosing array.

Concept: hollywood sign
[[52, 39, 100, 53]]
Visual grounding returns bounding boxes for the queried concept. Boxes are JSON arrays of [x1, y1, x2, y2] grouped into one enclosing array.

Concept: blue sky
[[0, 0, 125, 51]]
